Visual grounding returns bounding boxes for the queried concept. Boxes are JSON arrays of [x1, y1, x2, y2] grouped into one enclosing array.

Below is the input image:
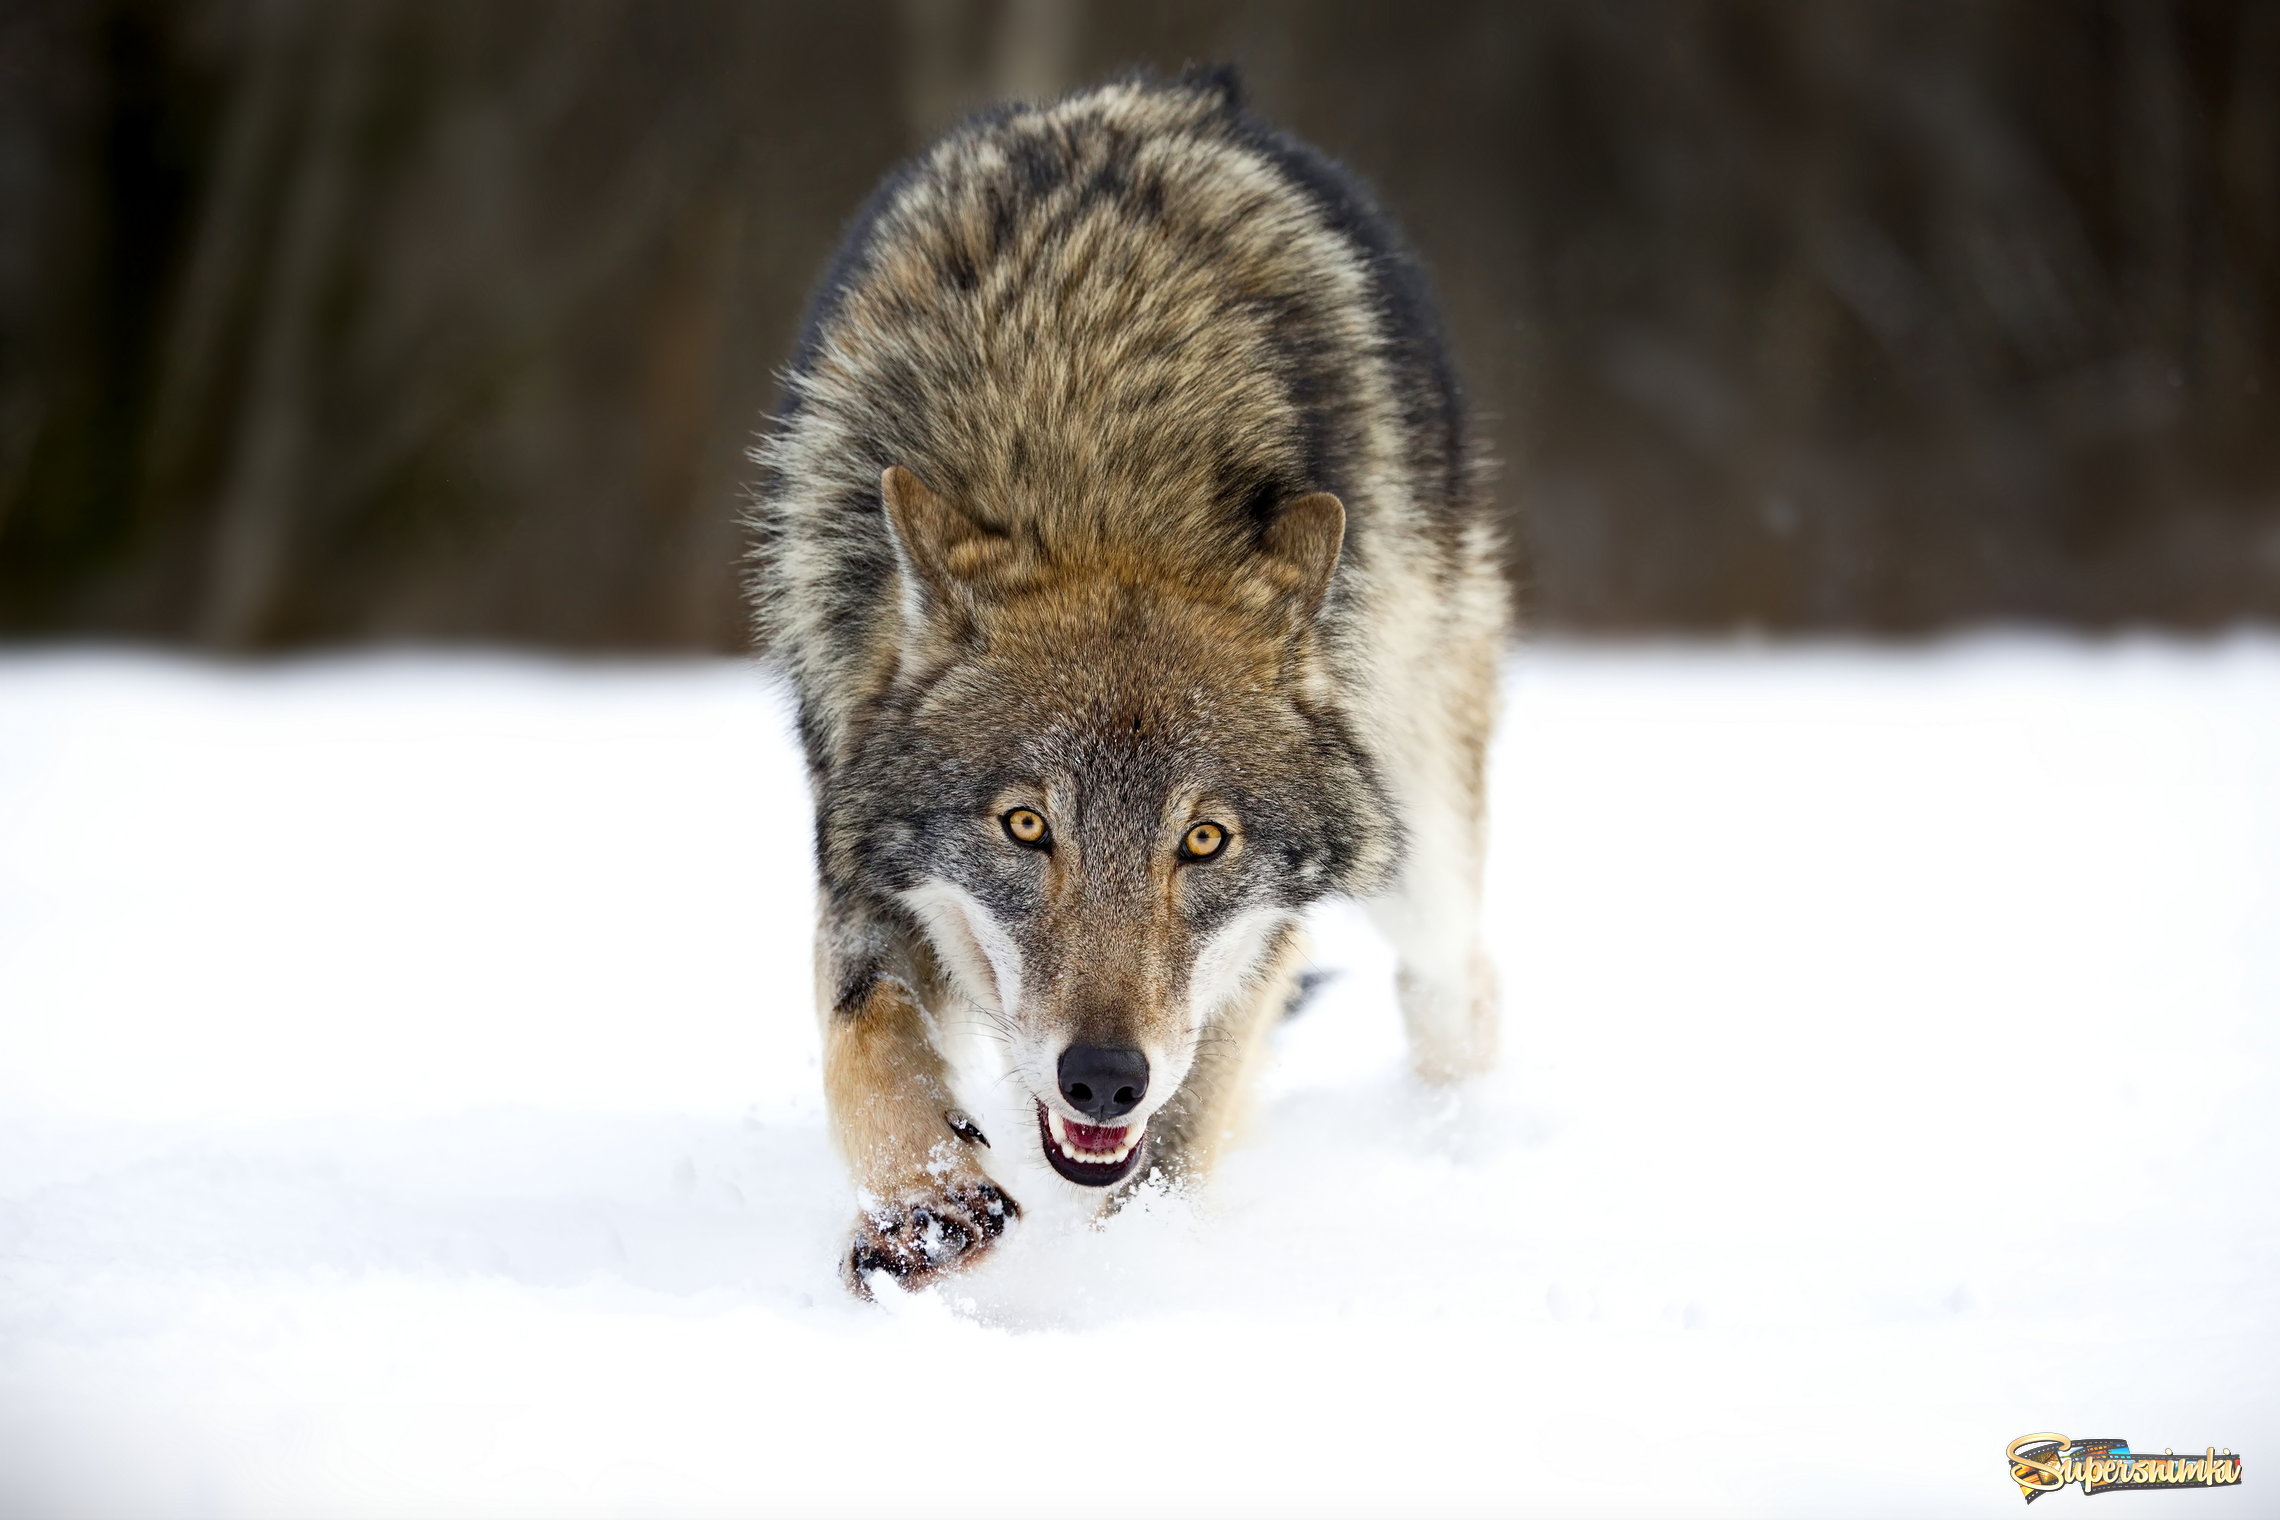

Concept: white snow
[[1, 639, 2273, 1517]]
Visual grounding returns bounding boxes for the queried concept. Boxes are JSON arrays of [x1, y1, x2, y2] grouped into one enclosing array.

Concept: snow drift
[[1, 640, 2273, 1516]]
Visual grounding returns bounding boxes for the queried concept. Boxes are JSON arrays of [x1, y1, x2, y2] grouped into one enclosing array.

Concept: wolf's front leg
[[1371, 717, 1500, 1083], [1375, 847, 1498, 1083], [824, 963, 1017, 1296], [1143, 925, 1306, 1183]]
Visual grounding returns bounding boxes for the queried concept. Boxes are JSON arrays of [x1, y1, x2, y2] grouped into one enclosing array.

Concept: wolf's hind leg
[[819, 911, 1016, 1296]]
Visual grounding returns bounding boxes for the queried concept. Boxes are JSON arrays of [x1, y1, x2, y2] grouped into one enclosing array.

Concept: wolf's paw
[[1399, 953, 1500, 1084], [842, 1178, 1019, 1297]]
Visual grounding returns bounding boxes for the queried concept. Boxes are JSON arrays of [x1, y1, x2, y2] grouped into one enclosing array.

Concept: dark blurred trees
[[1, 0, 2274, 649]]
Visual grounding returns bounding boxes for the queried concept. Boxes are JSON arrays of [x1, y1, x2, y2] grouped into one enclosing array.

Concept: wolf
[[747, 69, 1509, 1294]]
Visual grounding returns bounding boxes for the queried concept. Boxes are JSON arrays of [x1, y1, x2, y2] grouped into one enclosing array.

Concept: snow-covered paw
[[1398, 954, 1499, 1084], [842, 1178, 1019, 1297]]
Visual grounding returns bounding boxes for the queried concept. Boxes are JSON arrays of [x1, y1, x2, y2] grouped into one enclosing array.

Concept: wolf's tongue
[[1063, 1118, 1131, 1153]]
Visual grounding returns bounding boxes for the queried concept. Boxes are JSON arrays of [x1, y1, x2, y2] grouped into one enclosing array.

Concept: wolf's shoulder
[[784, 67, 1422, 379], [750, 69, 1491, 690]]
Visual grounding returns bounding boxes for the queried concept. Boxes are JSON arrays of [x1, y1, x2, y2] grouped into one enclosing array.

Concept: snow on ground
[[0, 639, 2273, 1517]]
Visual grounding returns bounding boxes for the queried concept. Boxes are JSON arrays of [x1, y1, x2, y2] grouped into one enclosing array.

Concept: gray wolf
[[747, 69, 1508, 1294]]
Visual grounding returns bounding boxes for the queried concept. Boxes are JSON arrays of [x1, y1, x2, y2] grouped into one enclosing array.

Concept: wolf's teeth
[[1045, 1107, 1137, 1164]]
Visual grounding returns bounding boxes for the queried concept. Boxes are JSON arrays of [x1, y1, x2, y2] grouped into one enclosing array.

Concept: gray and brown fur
[[747, 70, 1508, 1293]]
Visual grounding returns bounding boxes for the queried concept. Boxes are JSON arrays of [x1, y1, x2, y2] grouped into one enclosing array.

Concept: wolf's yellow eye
[[1181, 821, 1226, 859], [1003, 808, 1049, 846]]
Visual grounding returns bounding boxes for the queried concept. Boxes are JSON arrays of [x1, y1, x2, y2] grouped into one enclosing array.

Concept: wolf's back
[[750, 70, 1494, 753]]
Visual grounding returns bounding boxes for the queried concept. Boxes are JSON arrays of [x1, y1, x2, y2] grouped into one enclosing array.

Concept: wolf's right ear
[[1258, 491, 1346, 622], [881, 466, 1016, 618]]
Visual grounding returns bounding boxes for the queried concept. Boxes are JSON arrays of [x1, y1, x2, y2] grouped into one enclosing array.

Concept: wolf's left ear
[[1259, 491, 1345, 621], [881, 466, 1016, 617]]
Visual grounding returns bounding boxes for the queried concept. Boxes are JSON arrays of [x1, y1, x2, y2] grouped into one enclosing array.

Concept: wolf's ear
[[1259, 491, 1345, 621], [881, 466, 1015, 614]]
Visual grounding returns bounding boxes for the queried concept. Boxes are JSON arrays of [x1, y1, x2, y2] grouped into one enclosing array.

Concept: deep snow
[[0, 640, 2273, 1517]]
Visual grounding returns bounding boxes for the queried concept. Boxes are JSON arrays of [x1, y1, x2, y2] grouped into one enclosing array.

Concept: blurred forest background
[[2, 0, 2275, 650]]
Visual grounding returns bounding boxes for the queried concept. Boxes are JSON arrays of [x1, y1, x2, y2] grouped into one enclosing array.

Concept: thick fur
[[747, 70, 1508, 1294]]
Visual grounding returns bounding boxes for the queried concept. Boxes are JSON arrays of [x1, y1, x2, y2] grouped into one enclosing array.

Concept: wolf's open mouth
[[1035, 1101, 1145, 1187]]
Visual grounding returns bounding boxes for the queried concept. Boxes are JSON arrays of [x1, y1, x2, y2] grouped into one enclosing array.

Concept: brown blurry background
[[2, 0, 2275, 651]]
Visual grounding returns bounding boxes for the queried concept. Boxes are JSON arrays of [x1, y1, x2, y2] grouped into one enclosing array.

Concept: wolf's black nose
[[1057, 1045, 1148, 1121]]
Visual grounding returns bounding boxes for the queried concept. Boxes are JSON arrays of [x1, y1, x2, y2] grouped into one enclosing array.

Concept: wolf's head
[[828, 467, 1397, 1188]]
